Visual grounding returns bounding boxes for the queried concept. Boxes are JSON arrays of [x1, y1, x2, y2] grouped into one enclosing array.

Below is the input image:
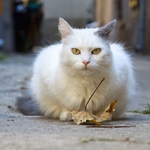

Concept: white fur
[[31, 19, 135, 121]]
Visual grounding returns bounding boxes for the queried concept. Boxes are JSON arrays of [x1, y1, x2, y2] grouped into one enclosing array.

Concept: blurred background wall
[[95, 0, 149, 54], [0, 0, 150, 54], [40, 0, 94, 43], [0, 0, 14, 53]]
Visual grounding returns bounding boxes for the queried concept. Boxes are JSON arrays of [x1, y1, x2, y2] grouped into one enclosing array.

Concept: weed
[[142, 104, 150, 114], [0, 54, 7, 61], [133, 110, 139, 113]]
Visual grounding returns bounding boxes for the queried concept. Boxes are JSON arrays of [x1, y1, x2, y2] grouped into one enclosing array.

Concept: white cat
[[30, 18, 135, 121]]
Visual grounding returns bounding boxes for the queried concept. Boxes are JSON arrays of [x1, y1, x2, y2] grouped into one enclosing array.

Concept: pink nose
[[82, 61, 90, 66]]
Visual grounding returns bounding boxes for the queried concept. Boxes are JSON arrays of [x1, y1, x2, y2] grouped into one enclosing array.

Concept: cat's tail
[[16, 97, 42, 116]]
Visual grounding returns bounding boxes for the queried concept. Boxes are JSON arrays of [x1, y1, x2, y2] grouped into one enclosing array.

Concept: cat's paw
[[59, 110, 72, 121]]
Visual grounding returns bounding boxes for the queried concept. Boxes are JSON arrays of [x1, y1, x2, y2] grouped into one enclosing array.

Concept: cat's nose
[[82, 61, 90, 66]]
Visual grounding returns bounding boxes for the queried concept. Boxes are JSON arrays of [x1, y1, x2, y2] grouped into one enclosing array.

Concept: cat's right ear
[[59, 18, 74, 39]]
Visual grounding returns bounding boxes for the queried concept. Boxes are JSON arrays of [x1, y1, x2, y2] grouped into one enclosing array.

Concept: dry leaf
[[97, 100, 117, 122], [71, 110, 100, 125], [71, 101, 117, 125]]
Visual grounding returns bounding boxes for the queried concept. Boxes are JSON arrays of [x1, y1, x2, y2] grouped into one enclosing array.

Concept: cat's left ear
[[95, 20, 116, 40], [59, 18, 74, 39]]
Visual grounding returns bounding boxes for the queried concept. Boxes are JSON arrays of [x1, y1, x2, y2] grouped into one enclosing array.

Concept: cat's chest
[[66, 77, 97, 94], [62, 77, 104, 111]]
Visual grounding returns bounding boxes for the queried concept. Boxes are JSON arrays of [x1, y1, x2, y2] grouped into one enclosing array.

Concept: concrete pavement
[[0, 53, 150, 150]]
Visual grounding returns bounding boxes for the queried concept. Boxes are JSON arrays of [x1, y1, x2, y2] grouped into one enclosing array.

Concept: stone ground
[[0, 53, 150, 150]]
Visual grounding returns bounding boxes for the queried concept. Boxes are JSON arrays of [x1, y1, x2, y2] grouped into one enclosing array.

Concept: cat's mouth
[[80, 67, 92, 75], [82, 67, 90, 71], [76, 65, 92, 74], [81, 67, 91, 73]]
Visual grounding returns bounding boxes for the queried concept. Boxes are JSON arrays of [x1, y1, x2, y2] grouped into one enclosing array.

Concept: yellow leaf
[[71, 110, 100, 125], [71, 101, 117, 125], [97, 100, 117, 122]]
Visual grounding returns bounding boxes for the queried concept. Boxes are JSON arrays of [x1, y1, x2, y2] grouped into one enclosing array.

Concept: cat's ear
[[59, 18, 73, 39], [95, 20, 116, 40]]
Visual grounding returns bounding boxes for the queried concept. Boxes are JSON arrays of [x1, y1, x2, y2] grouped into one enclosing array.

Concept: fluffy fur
[[30, 18, 135, 121]]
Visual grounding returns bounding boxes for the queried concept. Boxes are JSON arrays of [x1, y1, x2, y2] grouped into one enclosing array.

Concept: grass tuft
[[0, 54, 7, 61], [133, 110, 139, 113], [142, 104, 150, 114]]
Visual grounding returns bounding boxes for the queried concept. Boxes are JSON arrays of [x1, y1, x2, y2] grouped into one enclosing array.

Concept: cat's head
[[58, 18, 116, 76]]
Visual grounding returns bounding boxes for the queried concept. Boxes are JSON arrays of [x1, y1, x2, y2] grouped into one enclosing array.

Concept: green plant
[[0, 54, 7, 61], [133, 110, 139, 113], [142, 104, 150, 114]]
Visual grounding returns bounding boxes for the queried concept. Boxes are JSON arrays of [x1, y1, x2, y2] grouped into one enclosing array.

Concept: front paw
[[59, 111, 72, 121]]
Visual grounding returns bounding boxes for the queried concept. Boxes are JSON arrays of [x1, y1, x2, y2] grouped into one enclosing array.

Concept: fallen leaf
[[97, 100, 117, 122], [71, 101, 117, 125], [71, 110, 100, 125]]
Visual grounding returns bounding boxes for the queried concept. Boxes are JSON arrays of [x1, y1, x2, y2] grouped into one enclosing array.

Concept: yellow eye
[[91, 48, 101, 55], [72, 48, 81, 55]]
